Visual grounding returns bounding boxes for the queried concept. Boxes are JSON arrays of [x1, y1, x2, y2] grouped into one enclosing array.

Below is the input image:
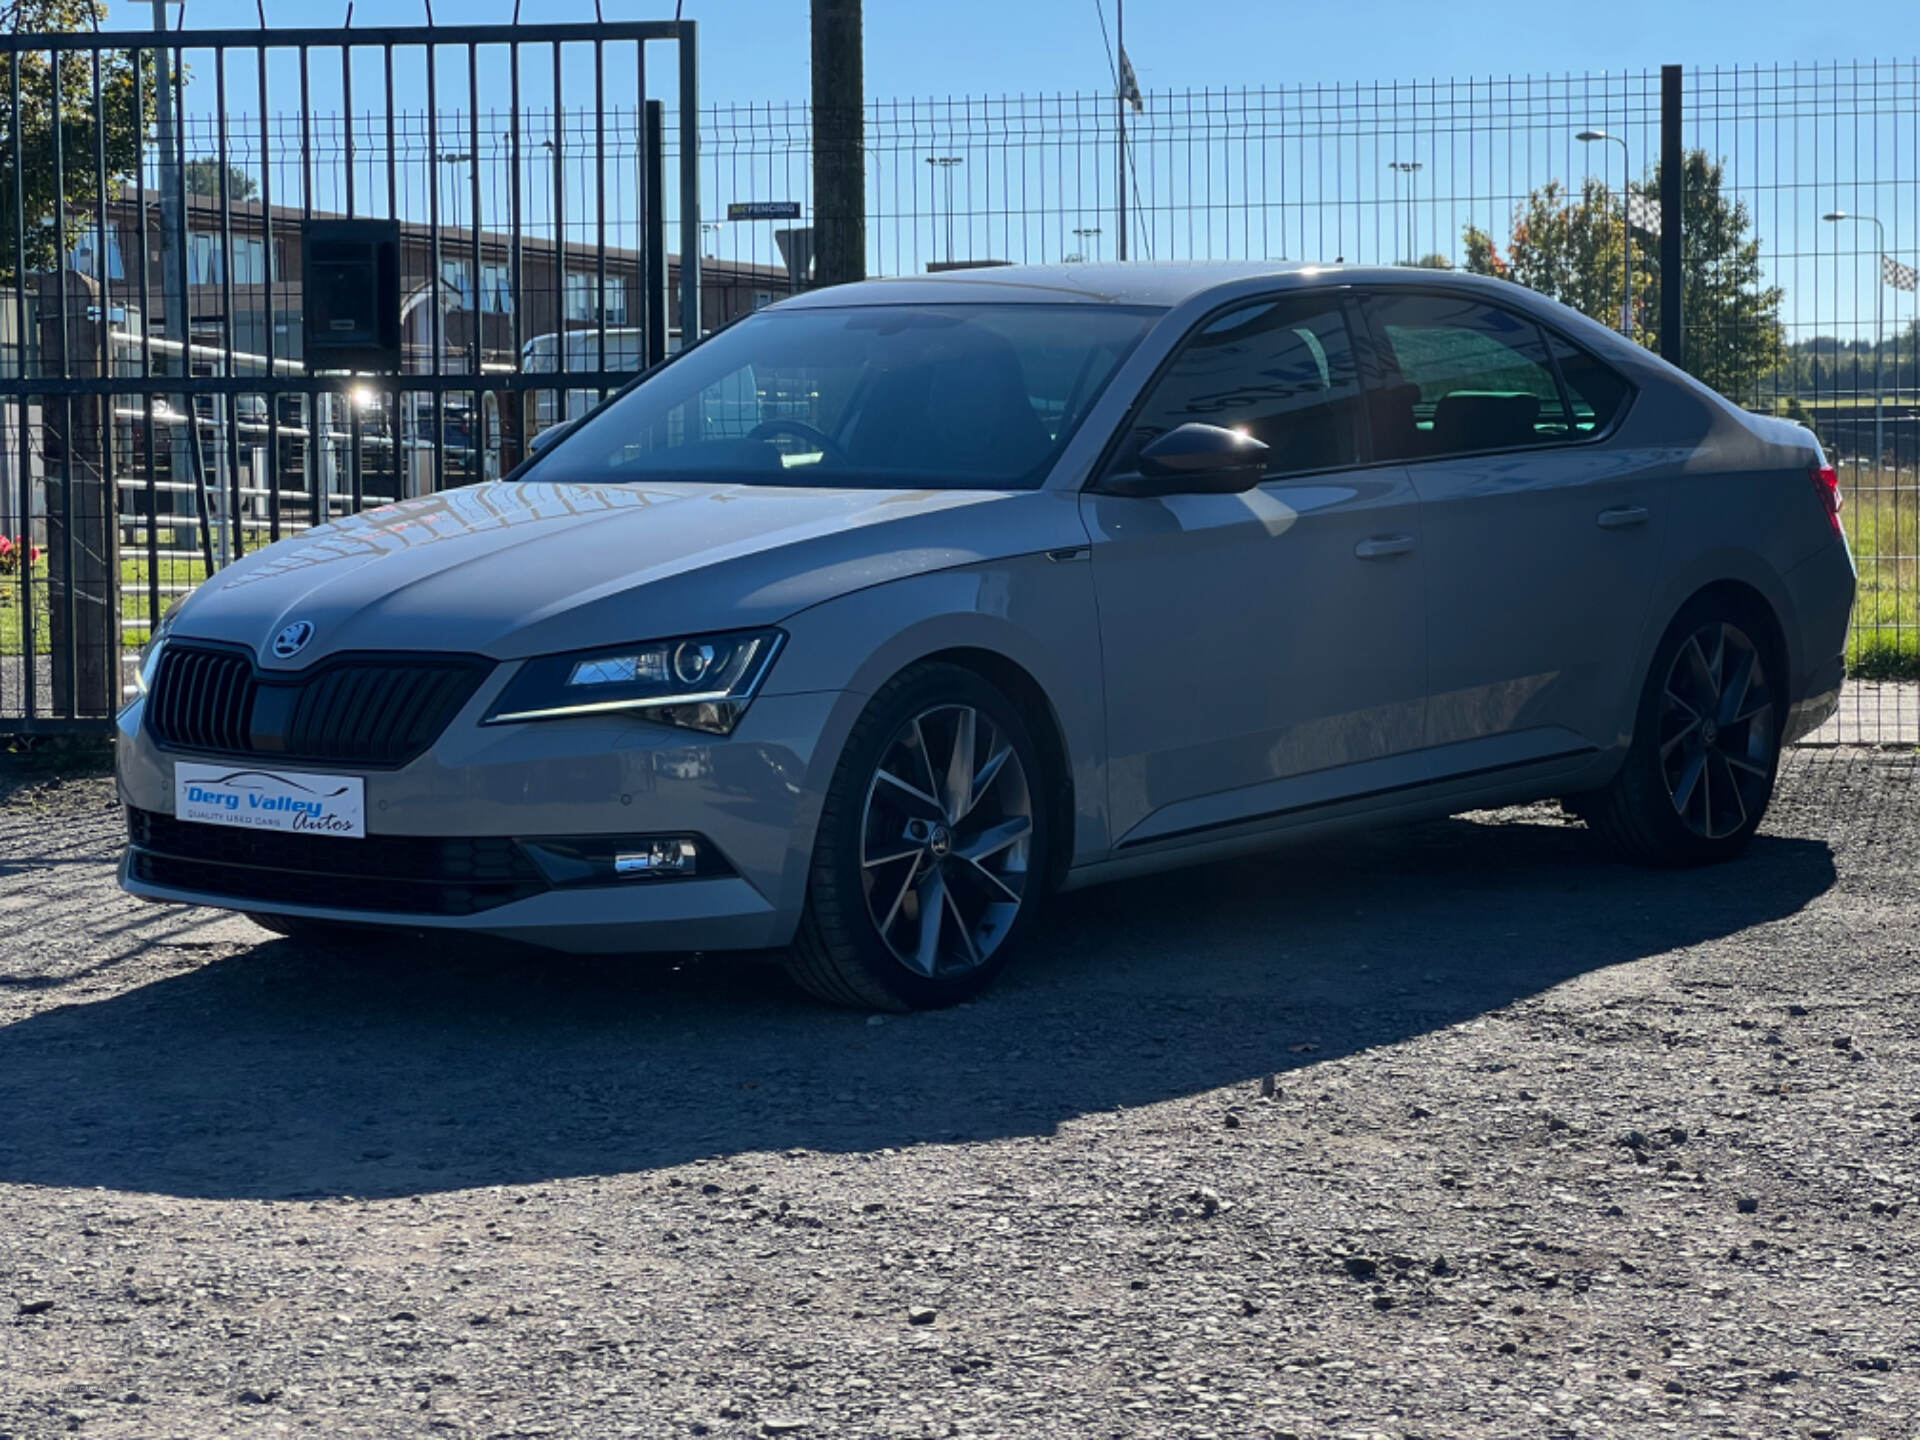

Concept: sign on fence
[[726, 201, 803, 221]]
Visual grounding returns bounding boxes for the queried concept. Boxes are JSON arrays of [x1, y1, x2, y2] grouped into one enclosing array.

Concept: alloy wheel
[[1657, 621, 1775, 841], [859, 704, 1034, 978]]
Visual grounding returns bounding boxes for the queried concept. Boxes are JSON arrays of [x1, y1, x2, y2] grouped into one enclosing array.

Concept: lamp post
[[1387, 161, 1422, 263], [439, 152, 473, 233], [927, 156, 963, 264], [1073, 225, 1103, 262], [1825, 209, 1887, 470], [1577, 129, 1633, 335]]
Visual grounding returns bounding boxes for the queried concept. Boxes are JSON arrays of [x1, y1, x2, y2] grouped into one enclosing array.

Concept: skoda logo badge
[[272, 620, 316, 660]]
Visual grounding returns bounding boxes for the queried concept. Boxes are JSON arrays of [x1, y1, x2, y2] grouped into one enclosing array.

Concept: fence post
[[645, 99, 668, 369], [36, 269, 117, 718], [1659, 63, 1683, 369]]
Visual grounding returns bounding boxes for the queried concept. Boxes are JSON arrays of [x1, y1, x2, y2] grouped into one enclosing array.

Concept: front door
[[1083, 292, 1429, 849], [1355, 291, 1665, 765]]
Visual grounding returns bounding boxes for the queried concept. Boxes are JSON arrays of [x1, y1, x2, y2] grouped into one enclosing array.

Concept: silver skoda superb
[[119, 263, 1856, 1009]]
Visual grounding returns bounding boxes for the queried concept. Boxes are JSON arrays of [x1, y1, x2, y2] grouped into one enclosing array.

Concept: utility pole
[[810, 0, 866, 287], [1115, 0, 1127, 261]]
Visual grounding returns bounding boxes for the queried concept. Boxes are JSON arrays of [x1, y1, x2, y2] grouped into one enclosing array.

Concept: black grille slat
[[334, 668, 387, 756], [368, 670, 428, 755], [145, 643, 488, 768], [125, 808, 545, 917]]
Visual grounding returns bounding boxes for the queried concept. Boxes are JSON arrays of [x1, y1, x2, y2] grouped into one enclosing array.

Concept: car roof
[[767, 259, 1674, 393], [772, 261, 1533, 311]]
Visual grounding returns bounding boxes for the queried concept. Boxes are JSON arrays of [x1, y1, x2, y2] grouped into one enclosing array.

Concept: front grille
[[126, 808, 548, 916], [148, 645, 256, 753], [146, 643, 489, 767]]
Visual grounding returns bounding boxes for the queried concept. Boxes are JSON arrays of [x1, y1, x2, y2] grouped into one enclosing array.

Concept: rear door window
[[1362, 293, 1570, 461]]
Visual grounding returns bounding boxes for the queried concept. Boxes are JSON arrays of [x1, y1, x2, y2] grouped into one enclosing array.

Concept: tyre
[[1586, 595, 1783, 866], [786, 662, 1049, 1011]]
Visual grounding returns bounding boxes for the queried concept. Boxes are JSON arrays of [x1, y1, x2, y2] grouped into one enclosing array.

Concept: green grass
[[1, 554, 209, 658], [1839, 465, 1919, 681]]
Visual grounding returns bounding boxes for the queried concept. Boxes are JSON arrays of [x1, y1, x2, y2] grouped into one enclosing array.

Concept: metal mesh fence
[[0, 20, 703, 731], [1, 42, 1915, 744], [699, 64, 1915, 744]]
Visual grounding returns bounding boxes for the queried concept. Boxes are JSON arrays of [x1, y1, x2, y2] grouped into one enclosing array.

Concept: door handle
[[1597, 506, 1650, 529], [1354, 534, 1416, 560]]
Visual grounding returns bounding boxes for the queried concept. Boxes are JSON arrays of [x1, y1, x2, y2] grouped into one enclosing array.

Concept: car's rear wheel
[[787, 663, 1048, 1011], [1586, 596, 1783, 865]]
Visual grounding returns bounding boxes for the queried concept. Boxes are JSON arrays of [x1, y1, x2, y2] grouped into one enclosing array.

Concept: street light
[[1825, 209, 1888, 469], [438, 151, 474, 243], [927, 156, 964, 264], [1073, 224, 1103, 262], [1578, 129, 1634, 336], [1387, 161, 1422, 264]]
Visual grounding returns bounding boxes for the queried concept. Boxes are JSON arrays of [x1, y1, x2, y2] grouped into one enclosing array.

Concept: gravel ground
[[1, 749, 1917, 1440]]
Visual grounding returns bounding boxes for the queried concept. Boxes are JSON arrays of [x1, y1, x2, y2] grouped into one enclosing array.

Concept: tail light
[[1811, 462, 1843, 537]]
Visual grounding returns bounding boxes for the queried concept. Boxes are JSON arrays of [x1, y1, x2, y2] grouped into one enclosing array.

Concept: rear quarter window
[[1545, 331, 1635, 436]]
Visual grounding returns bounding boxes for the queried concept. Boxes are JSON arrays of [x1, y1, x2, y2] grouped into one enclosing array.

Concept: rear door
[[1356, 290, 1661, 764], [1082, 291, 1429, 848]]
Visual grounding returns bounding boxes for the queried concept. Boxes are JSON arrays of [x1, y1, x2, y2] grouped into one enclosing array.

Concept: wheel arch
[[913, 645, 1077, 892], [1639, 549, 1803, 712], [1675, 578, 1791, 692], [773, 563, 1112, 877]]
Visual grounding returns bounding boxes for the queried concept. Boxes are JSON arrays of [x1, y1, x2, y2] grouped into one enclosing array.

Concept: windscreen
[[524, 302, 1160, 491]]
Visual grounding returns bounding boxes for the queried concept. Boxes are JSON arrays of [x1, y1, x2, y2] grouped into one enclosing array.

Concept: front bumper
[[115, 684, 853, 953]]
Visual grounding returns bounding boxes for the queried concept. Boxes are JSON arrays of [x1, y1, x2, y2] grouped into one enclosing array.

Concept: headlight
[[132, 613, 177, 697], [483, 629, 783, 734]]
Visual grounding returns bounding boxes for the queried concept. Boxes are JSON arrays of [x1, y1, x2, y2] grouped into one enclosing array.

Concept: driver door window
[[1110, 297, 1364, 481]]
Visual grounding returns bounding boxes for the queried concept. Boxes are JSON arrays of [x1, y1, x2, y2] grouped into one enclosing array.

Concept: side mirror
[[1098, 422, 1269, 497], [528, 417, 580, 457]]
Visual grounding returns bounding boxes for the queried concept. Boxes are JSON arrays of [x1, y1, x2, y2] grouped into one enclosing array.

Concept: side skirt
[[1060, 745, 1612, 893]]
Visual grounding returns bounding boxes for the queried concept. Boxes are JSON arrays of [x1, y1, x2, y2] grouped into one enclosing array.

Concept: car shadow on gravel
[[0, 812, 1835, 1200]]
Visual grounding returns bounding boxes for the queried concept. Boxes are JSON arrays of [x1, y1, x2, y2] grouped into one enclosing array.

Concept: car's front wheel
[[786, 663, 1049, 1010], [1585, 596, 1783, 865]]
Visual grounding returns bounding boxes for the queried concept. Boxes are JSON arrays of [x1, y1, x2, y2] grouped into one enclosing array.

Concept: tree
[[185, 159, 257, 202], [1648, 150, 1785, 404], [1410, 252, 1452, 270], [1462, 149, 1785, 404], [1464, 177, 1642, 339], [0, 2, 156, 283]]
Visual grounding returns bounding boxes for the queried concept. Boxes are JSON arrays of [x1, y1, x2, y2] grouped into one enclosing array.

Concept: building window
[[70, 231, 126, 281], [480, 263, 514, 314], [753, 290, 776, 311], [188, 232, 269, 285], [440, 259, 474, 310], [566, 271, 628, 325]]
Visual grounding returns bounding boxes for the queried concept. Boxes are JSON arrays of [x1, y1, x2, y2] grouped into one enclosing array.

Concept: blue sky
[[105, 0, 1862, 102]]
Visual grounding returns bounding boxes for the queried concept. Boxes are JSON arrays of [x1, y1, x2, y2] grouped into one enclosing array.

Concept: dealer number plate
[[173, 763, 366, 838]]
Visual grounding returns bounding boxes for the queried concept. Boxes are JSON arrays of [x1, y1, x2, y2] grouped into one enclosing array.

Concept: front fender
[[768, 554, 1109, 875]]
